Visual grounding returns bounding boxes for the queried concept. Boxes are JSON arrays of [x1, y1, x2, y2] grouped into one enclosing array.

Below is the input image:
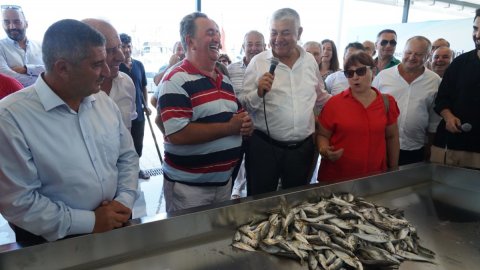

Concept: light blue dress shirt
[[0, 76, 139, 241], [0, 38, 44, 87]]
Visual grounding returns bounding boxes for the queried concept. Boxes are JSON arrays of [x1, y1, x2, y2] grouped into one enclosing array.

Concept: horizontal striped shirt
[[159, 60, 242, 185]]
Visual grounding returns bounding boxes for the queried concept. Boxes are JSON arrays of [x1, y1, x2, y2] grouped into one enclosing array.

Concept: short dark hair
[[344, 51, 375, 71], [42, 19, 105, 72], [344, 42, 365, 55], [180, 12, 208, 51], [320, 39, 340, 71], [376, 29, 397, 39], [475, 8, 480, 21], [119, 33, 131, 44]]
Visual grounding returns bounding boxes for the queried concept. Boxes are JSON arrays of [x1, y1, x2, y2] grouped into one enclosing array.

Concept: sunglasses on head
[[380, 39, 397, 46], [1, 5, 22, 11], [344, 66, 371, 78]]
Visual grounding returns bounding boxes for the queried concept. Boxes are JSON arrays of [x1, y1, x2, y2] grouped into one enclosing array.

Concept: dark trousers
[[10, 224, 47, 244], [131, 119, 145, 157], [245, 131, 315, 196], [399, 147, 425, 166]]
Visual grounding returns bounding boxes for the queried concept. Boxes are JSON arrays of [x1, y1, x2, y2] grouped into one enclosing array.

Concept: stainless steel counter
[[1, 163, 479, 269]]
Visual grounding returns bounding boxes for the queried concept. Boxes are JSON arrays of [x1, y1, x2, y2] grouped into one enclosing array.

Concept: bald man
[[82, 19, 137, 131], [363, 40, 376, 57]]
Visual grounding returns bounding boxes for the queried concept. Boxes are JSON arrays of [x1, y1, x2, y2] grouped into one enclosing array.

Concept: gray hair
[[42, 19, 105, 72], [180, 12, 208, 51], [303, 41, 322, 50], [406, 35, 432, 55], [271, 8, 301, 32], [243, 30, 265, 45]]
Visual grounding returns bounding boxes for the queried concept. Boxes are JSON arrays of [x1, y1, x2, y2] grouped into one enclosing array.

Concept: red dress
[[318, 87, 399, 182]]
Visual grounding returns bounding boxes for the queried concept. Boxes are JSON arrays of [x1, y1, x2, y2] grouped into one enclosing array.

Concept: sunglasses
[[344, 66, 371, 78], [380, 39, 397, 46], [1, 5, 22, 11]]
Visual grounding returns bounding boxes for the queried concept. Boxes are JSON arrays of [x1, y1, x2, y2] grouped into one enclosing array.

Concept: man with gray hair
[[0, 19, 139, 242], [373, 36, 441, 165], [241, 8, 330, 194], [157, 12, 253, 212], [430, 46, 453, 78], [303, 41, 322, 65]]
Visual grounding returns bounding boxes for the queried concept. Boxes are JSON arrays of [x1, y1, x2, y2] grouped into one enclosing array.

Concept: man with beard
[[241, 8, 330, 195], [373, 36, 441, 165], [430, 9, 480, 169], [83, 19, 137, 132], [157, 12, 253, 212], [0, 19, 138, 243], [0, 5, 44, 87]]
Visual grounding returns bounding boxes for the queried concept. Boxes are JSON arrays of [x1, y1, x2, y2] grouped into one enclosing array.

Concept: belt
[[254, 130, 312, 149]]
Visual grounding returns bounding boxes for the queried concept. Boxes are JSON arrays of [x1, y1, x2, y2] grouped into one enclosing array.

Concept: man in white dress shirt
[[241, 8, 330, 195], [373, 36, 441, 165], [83, 19, 137, 131], [0, 5, 44, 87]]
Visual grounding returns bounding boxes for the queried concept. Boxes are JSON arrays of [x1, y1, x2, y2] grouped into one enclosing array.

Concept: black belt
[[254, 130, 312, 149]]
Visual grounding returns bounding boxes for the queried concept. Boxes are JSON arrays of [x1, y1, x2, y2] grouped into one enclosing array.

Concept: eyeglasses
[[344, 66, 371, 78], [380, 39, 397, 46], [1, 5, 22, 11]]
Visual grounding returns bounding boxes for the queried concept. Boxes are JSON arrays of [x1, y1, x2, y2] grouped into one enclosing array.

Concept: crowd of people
[[0, 4, 479, 243]]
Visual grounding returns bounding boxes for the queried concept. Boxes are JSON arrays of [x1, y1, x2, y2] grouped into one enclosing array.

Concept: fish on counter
[[232, 193, 436, 270]]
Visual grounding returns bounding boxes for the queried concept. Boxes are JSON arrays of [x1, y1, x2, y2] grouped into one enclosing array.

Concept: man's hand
[[444, 114, 462, 133], [257, 72, 274, 97], [12, 66, 27, 74], [93, 200, 131, 233], [441, 109, 462, 133], [319, 145, 344, 162], [239, 112, 253, 136], [144, 106, 152, 116]]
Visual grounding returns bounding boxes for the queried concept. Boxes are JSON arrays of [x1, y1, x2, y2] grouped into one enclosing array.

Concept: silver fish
[[353, 232, 390, 243], [232, 241, 256, 252], [396, 250, 436, 264]]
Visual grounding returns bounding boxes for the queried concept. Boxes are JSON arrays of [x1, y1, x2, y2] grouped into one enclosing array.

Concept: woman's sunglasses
[[344, 66, 371, 78]]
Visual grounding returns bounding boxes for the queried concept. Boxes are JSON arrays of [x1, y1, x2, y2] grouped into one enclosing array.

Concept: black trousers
[[131, 119, 146, 157], [245, 131, 315, 196], [399, 147, 425, 166], [11, 224, 46, 244]]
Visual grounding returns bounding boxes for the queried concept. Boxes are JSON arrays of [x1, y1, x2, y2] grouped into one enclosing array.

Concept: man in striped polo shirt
[[157, 12, 253, 212]]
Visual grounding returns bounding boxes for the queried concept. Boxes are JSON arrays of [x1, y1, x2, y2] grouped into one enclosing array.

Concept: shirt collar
[[34, 75, 96, 112], [180, 59, 223, 81]]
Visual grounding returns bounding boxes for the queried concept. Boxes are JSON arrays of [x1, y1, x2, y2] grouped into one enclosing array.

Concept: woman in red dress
[[317, 51, 400, 183]]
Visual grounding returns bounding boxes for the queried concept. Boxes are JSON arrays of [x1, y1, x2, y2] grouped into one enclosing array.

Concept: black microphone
[[263, 57, 279, 97], [269, 57, 279, 75]]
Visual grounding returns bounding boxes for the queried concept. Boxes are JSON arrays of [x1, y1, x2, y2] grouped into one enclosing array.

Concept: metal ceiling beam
[[403, 0, 411, 22], [434, 0, 480, 9]]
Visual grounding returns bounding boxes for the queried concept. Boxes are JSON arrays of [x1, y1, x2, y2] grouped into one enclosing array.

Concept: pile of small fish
[[232, 193, 436, 270]]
